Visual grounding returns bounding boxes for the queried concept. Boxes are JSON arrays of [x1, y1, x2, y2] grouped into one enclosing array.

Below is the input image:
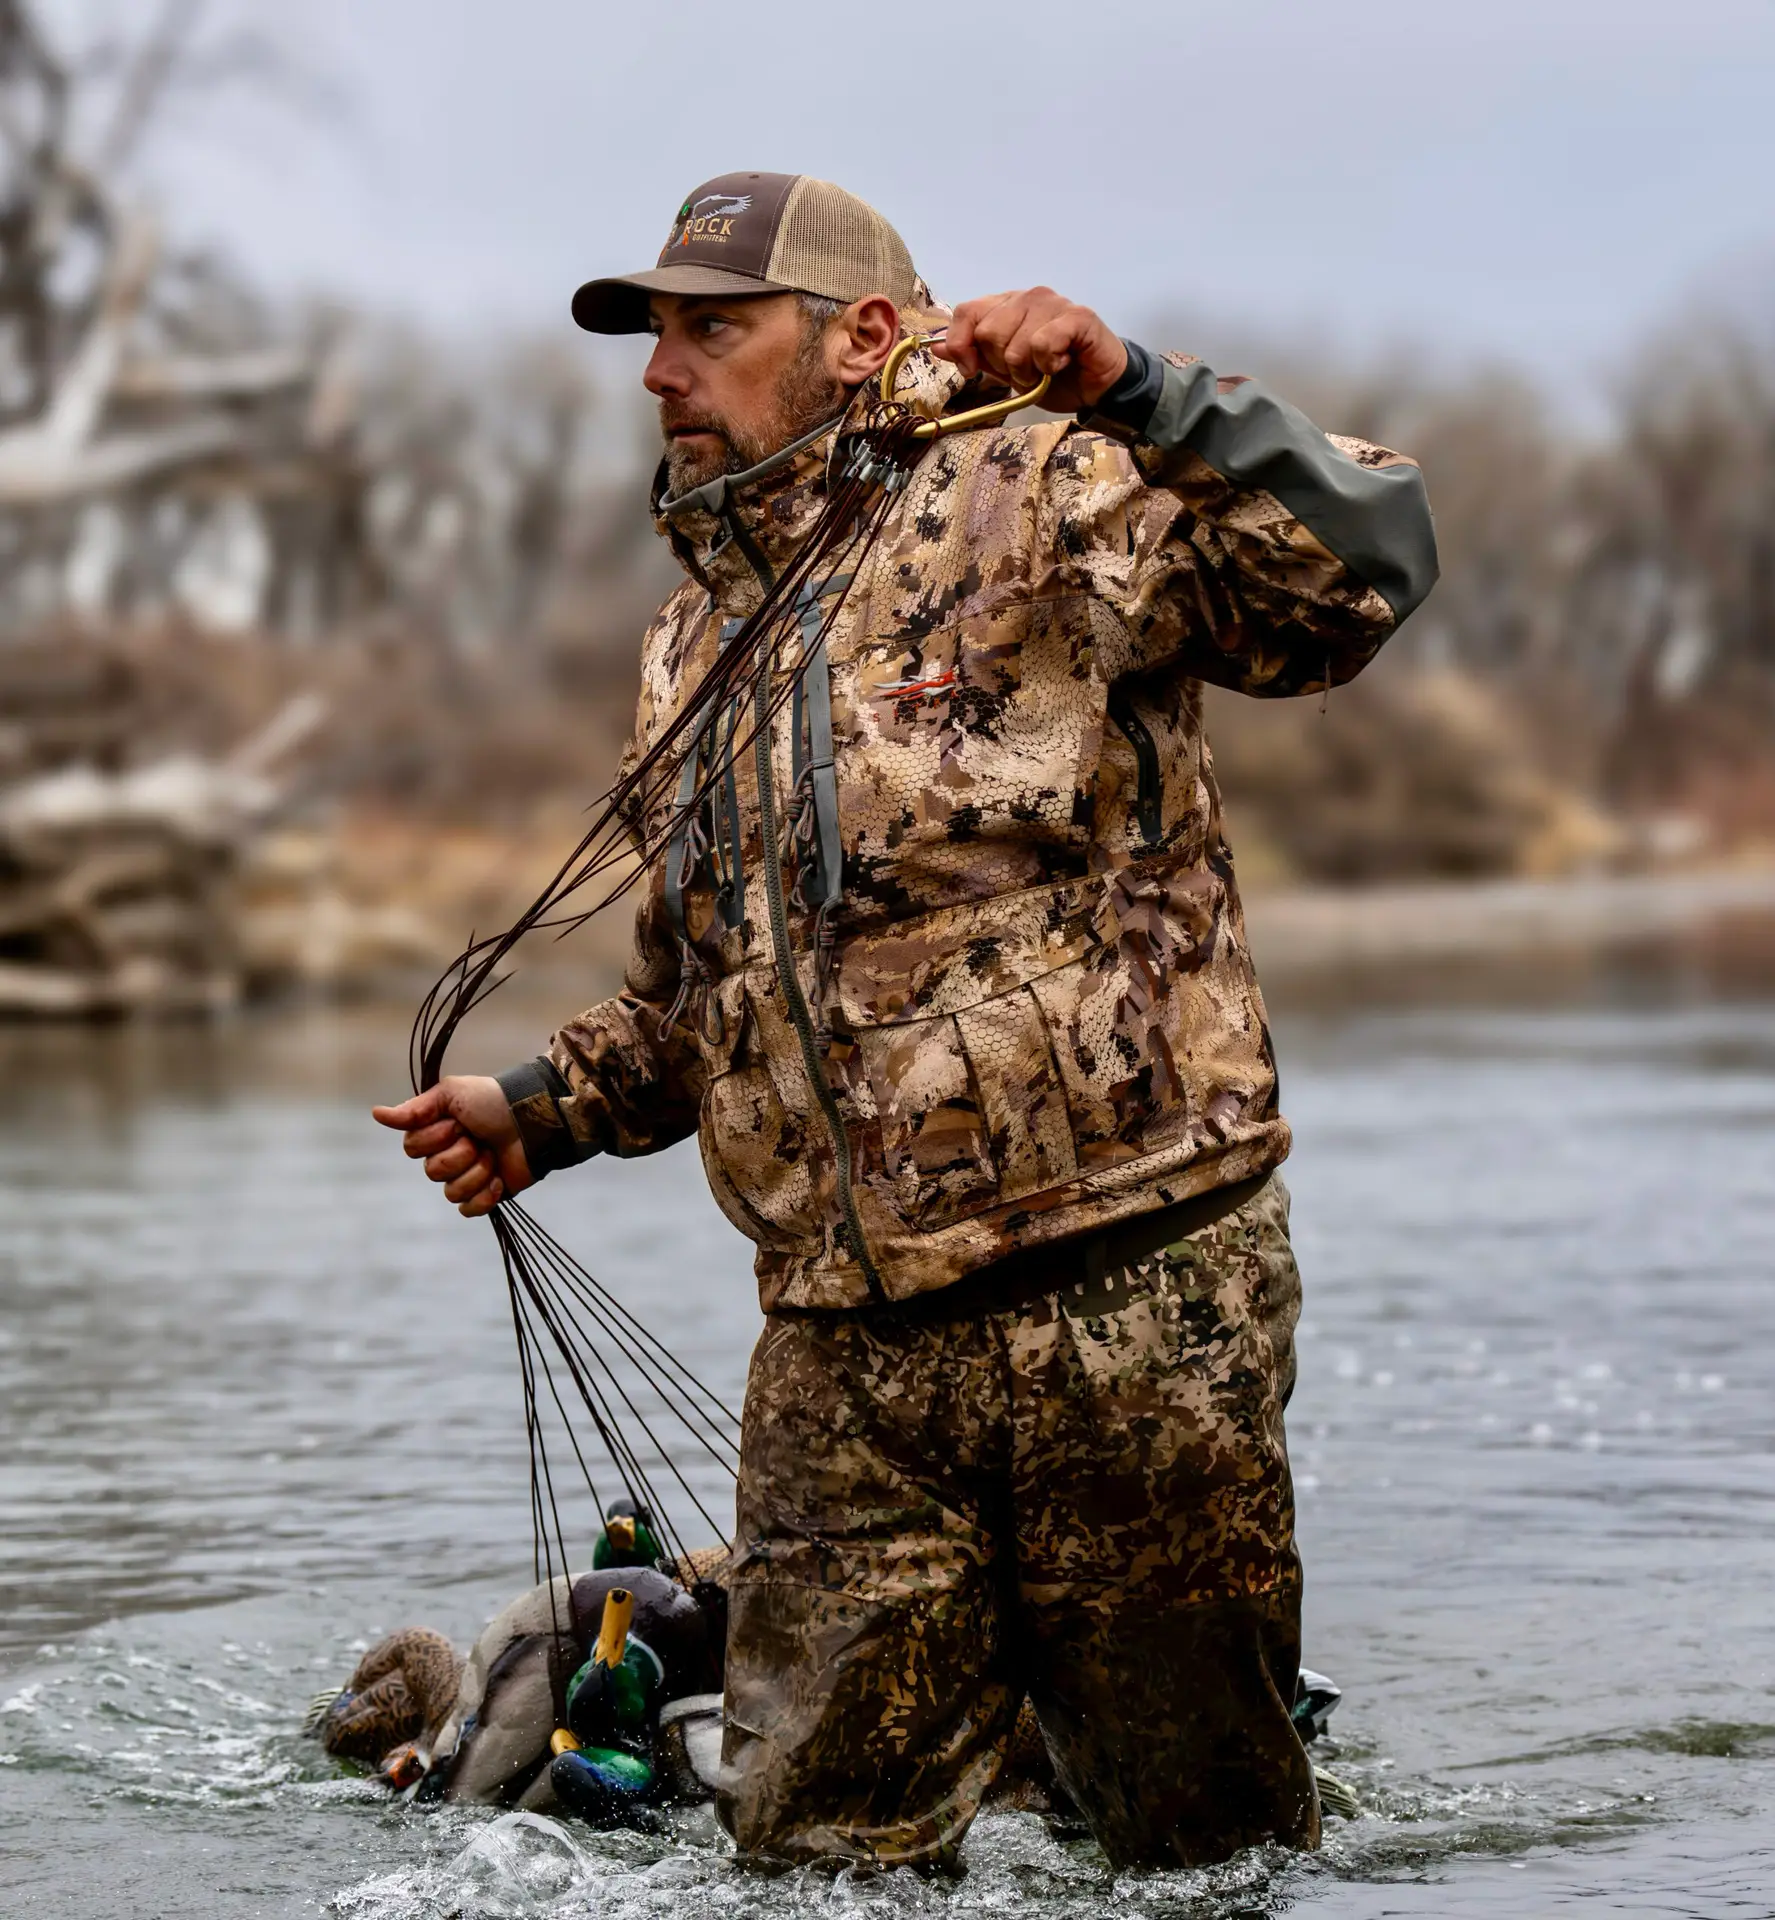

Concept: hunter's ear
[[829, 295, 900, 387]]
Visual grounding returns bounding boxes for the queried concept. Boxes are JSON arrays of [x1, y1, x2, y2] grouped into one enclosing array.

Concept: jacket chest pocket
[[855, 1014, 995, 1228], [954, 989, 1081, 1200]]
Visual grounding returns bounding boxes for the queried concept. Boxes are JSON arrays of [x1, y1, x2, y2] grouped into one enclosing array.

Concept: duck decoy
[[304, 1627, 464, 1785], [591, 1497, 666, 1571], [549, 1588, 668, 1824]]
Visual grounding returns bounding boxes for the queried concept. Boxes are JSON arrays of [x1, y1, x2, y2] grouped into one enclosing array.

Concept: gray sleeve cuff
[[1079, 338, 1166, 436], [1137, 356, 1439, 626], [495, 1056, 593, 1180]]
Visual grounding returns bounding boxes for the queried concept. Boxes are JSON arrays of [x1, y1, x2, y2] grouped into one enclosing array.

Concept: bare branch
[[93, 0, 204, 177]]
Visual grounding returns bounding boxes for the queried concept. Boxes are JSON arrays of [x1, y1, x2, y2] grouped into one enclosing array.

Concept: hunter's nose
[[643, 338, 692, 400]]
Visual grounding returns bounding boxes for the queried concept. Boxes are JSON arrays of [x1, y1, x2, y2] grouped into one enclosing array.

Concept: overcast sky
[[52, 0, 1775, 394]]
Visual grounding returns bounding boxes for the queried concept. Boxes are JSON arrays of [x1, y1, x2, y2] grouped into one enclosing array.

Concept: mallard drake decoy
[[547, 1726, 654, 1815], [566, 1591, 665, 1745], [591, 1497, 666, 1571], [570, 1564, 721, 1702], [1292, 1667, 1342, 1746], [1289, 1667, 1360, 1818], [549, 1588, 669, 1824]]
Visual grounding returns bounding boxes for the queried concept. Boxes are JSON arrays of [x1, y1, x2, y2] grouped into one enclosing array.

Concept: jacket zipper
[[1106, 684, 1164, 848]]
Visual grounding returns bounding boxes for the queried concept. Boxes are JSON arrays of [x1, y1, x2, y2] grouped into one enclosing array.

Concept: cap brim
[[571, 263, 795, 334]]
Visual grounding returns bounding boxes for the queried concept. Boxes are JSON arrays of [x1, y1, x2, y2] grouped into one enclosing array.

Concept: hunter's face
[[645, 293, 842, 496]]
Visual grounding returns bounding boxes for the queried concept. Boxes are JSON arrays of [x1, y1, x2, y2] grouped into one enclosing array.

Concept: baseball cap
[[571, 171, 916, 335]]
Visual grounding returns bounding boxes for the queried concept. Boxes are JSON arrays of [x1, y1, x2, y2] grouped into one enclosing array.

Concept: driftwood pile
[[0, 674, 322, 1015]]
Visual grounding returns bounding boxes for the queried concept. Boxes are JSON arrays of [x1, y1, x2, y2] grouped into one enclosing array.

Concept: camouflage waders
[[717, 1174, 1318, 1869]]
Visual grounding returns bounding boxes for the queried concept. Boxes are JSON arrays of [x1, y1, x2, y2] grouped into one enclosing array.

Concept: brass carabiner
[[880, 334, 1052, 440]]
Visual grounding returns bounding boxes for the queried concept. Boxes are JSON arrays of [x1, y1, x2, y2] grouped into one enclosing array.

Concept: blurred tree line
[[2, 0, 1772, 889], [1172, 315, 1775, 880]]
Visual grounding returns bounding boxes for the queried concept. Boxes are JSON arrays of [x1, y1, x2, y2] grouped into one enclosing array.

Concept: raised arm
[[1069, 343, 1438, 695], [936, 288, 1438, 696]]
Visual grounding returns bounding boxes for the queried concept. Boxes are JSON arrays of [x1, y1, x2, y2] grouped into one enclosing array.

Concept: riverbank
[[270, 858, 1775, 1047], [1244, 866, 1775, 972]]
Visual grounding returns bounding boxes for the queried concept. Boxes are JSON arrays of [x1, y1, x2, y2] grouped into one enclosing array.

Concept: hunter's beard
[[660, 336, 845, 497]]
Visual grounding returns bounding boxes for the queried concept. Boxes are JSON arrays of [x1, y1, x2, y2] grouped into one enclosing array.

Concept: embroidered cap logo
[[669, 190, 754, 249]]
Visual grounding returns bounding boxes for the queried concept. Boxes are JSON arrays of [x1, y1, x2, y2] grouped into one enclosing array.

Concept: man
[[374, 171, 1436, 1871]]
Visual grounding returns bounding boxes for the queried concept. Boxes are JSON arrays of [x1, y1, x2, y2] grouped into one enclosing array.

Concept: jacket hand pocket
[[855, 982, 1081, 1233], [855, 1014, 997, 1230]]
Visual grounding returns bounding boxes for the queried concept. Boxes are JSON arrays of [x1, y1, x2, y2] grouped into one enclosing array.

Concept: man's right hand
[[372, 1075, 534, 1218]]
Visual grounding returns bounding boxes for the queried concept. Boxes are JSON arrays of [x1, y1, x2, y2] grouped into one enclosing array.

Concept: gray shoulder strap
[[794, 573, 851, 911]]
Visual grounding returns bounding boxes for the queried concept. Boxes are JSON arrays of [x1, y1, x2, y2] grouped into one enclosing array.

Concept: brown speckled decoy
[[304, 1627, 464, 1777]]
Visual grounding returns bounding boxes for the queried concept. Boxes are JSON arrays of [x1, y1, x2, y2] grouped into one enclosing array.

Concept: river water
[[4, 949, 1774, 1918]]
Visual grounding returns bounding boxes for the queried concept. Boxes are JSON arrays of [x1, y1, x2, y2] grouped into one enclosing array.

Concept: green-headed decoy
[[591, 1497, 666, 1571], [549, 1587, 668, 1824]]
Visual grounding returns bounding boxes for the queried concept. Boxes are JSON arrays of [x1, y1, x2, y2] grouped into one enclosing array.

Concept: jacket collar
[[652, 412, 840, 614]]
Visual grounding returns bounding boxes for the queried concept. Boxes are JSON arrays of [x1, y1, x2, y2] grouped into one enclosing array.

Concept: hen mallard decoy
[[302, 1627, 464, 1787]]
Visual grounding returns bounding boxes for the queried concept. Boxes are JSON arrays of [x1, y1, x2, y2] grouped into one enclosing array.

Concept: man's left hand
[[933, 289, 1129, 415]]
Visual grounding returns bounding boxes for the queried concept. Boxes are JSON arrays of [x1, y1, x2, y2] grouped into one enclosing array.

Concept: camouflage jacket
[[499, 337, 1436, 1310]]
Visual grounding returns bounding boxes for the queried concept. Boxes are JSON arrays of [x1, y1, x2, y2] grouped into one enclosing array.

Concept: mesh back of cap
[[768, 177, 915, 306]]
